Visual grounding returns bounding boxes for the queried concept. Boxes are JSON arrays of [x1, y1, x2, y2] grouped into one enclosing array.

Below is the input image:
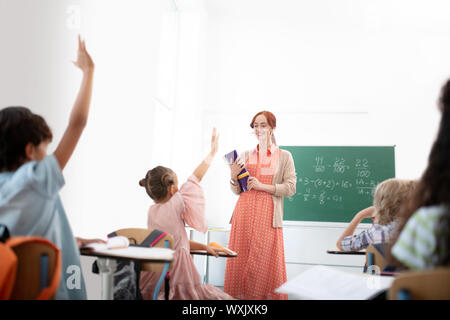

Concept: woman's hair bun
[[139, 178, 146, 187]]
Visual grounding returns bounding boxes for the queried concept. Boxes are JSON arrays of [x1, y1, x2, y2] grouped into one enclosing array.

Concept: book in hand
[[81, 236, 129, 252], [224, 150, 250, 192], [275, 265, 394, 300]]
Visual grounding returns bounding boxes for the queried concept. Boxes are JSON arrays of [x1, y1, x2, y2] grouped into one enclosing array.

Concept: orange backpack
[[0, 225, 62, 300]]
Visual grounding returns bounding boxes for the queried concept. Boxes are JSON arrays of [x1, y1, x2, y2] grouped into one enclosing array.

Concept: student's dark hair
[[0, 106, 53, 172], [139, 166, 175, 201], [387, 78, 450, 267]]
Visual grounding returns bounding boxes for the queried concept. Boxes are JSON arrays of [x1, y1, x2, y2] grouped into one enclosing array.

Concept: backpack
[[0, 224, 62, 300]]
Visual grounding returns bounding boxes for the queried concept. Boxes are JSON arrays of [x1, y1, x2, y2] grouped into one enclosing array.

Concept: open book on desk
[[276, 265, 394, 300]]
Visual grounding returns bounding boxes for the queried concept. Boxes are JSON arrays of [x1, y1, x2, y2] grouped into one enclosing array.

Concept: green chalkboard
[[280, 146, 395, 223]]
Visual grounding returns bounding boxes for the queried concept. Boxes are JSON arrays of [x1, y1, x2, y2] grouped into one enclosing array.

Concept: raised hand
[[192, 128, 219, 181], [73, 35, 94, 73], [210, 128, 219, 156], [53, 35, 95, 171]]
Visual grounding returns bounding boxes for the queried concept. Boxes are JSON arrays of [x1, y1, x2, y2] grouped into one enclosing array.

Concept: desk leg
[[97, 258, 117, 300], [204, 230, 210, 284]]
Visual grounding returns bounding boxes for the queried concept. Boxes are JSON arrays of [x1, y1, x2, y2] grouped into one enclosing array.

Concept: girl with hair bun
[[138, 129, 233, 300]]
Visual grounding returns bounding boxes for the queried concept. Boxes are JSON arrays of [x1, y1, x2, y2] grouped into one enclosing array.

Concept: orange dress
[[224, 146, 288, 300]]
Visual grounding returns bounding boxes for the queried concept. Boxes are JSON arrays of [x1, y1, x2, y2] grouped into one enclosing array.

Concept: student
[[138, 129, 233, 300], [0, 36, 104, 299], [389, 79, 450, 270], [336, 179, 417, 251]]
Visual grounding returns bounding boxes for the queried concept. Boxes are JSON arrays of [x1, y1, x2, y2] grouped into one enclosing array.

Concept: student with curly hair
[[336, 179, 417, 251]]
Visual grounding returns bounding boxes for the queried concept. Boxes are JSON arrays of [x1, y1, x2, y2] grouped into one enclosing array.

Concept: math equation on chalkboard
[[280, 146, 395, 223], [288, 156, 382, 206]]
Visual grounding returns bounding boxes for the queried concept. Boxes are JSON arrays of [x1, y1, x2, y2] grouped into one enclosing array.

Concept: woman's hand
[[73, 35, 94, 73], [230, 158, 245, 180], [247, 176, 276, 194], [247, 176, 262, 191]]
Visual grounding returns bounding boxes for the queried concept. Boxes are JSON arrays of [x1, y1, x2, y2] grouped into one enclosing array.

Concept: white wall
[[0, 0, 177, 239]]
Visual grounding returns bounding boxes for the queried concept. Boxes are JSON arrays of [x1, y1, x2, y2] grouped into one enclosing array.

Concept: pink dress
[[139, 175, 232, 300]]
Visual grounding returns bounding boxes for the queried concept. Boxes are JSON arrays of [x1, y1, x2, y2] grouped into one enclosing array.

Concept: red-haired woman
[[224, 111, 297, 300]]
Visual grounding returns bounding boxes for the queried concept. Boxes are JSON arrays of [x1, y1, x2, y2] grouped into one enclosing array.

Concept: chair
[[388, 267, 450, 300], [8, 237, 61, 300], [364, 244, 388, 274], [108, 228, 174, 300]]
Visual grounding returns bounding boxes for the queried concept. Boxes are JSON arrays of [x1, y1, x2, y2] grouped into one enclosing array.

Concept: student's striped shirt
[[391, 205, 447, 270]]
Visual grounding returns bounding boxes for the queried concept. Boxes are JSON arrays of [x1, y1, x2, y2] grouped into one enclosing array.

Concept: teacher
[[224, 111, 297, 300]]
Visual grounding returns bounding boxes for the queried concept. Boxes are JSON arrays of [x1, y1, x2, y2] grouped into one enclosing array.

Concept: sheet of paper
[[276, 265, 394, 300]]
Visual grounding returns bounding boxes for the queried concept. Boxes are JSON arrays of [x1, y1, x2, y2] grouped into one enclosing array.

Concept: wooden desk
[[190, 249, 237, 257]]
